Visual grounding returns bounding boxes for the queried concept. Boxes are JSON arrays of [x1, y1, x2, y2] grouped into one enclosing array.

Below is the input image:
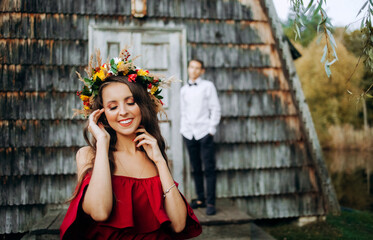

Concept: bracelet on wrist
[[163, 183, 176, 198]]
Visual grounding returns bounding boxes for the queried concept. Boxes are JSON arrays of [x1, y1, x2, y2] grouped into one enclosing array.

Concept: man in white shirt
[[180, 59, 221, 215]]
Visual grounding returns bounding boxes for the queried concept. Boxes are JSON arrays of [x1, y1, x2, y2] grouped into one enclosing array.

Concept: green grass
[[259, 209, 373, 240]]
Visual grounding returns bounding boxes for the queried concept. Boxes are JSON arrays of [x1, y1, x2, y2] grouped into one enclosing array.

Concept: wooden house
[[0, 0, 339, 236]]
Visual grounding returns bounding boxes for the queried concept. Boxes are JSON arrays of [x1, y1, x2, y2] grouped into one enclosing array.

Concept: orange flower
[[93, 69, 105, 81], [137, 69, 149, 76], [80, 95, 90, 101], [150, 86, 158, 94]]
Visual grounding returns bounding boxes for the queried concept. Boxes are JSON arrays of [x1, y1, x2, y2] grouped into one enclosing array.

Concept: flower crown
[[74, 47, 172, 118]]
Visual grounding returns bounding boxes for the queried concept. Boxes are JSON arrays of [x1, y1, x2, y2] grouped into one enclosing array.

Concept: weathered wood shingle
[[1, 65, 85, 91], [188, 44, 279, 68], [0, 147, 77, 176], [0, 92, 81, 119], [218, 91, 297, 117], [0, 120, 86, 147], [236, 193, 325, 219], [1, 175, 75, 205], [0, 205, 45, 234], [0, 39, 88, 65], [216, 142, 311, 169], [206, 68, 290, 91], [0, 0, 132, 15], [216, 117, 302, 143], [194, 168, 319, 198]]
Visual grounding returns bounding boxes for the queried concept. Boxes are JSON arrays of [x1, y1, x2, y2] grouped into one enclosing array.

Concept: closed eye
[[126, 97, 135, 106], [109, 106, 118, 110]]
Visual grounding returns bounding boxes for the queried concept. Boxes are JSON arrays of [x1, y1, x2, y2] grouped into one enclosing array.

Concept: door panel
[[141, 44, 169, 70]]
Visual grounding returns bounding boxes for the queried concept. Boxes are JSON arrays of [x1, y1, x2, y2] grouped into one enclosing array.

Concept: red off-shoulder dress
[[60, 174, 202, 239]]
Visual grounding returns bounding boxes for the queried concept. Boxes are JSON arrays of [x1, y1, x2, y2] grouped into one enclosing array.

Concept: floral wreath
[[74, 47, 174, 118]]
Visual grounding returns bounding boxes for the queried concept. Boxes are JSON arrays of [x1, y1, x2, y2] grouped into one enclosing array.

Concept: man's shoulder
[[200, 79, 214, 85], [200, 79, 217, 89]]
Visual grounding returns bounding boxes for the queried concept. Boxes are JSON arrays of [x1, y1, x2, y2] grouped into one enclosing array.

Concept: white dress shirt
[[180, 77, 221, 140]]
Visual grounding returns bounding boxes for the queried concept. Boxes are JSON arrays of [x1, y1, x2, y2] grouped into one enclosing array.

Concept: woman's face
[[102, 82, 142, 136]]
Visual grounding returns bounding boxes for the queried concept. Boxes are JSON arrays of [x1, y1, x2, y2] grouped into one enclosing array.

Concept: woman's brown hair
[[69, 75, 168, 201]]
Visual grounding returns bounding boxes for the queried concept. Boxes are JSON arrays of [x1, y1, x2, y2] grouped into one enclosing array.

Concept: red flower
[[95, 67, 100, 72], [128, 74, 137, 82], [148, 83, 152, 89]]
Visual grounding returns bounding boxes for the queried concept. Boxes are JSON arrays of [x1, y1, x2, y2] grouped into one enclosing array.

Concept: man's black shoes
[[190, 199, 206, 209], [206, 205, 216, 215]]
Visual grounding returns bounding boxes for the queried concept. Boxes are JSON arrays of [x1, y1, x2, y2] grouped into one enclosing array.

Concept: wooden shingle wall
[[0, 0, 338, 235]]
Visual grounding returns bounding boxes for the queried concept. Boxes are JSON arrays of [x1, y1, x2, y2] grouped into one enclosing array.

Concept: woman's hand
[[134, 127, 164, 164], [88, 109, 110, 146]]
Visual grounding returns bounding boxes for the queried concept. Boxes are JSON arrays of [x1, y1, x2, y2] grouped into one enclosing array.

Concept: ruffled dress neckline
[[60, 173, 202, 240]]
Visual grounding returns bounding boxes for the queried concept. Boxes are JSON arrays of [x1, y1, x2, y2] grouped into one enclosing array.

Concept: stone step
[[194, 223, 275, 240], [193, 205, 253, 225], [195, 223, 252, 240]]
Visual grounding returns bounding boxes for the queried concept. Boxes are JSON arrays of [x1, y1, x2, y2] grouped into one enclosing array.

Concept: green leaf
[[154, 89, 162, 95], [293, 28, 299, 41], [299, 17, 305, 27], [361, 18, 366, 29], [110, 59, 115, 65], [331, 44, 338, 60], [314, 0, 323, 16], [319, 18, 327, 26], [324, 62, 332, 77], [305, 0, 314, 13], [295, 23, 301, 39], [92, 83, 100, 91], [329, 58, 338, 66], [94, 77, 101, 83], [357, 1, 369, 17], [317, 18, 326, 33], [84, 78, 91, 85], [366, 93, 373, 98], [110, 67, 118, 75], [82, 86, 91, 96], [321, 45, 327, 63], [327, 29, 337, 48], [320, 8, 327, 18]]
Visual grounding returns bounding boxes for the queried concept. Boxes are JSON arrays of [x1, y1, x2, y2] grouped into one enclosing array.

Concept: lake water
[[323, 150, 373, 211]]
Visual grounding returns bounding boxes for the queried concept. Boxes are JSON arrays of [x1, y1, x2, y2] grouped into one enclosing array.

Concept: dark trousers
[[183, 134, 216, 205]]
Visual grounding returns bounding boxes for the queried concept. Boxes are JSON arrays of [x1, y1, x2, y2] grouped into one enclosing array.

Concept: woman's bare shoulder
[[77, 146, 94, 156], [76, 146, 94, 171]]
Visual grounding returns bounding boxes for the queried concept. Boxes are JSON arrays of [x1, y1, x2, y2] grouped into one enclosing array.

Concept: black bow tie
[[188, 82, 197, 86]]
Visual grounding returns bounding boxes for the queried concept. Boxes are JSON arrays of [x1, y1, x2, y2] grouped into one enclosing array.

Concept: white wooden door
[[89, 26, 186, 191]]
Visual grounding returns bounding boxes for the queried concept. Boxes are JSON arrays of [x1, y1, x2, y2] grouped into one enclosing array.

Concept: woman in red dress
[[60, 49, 202, 239]]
